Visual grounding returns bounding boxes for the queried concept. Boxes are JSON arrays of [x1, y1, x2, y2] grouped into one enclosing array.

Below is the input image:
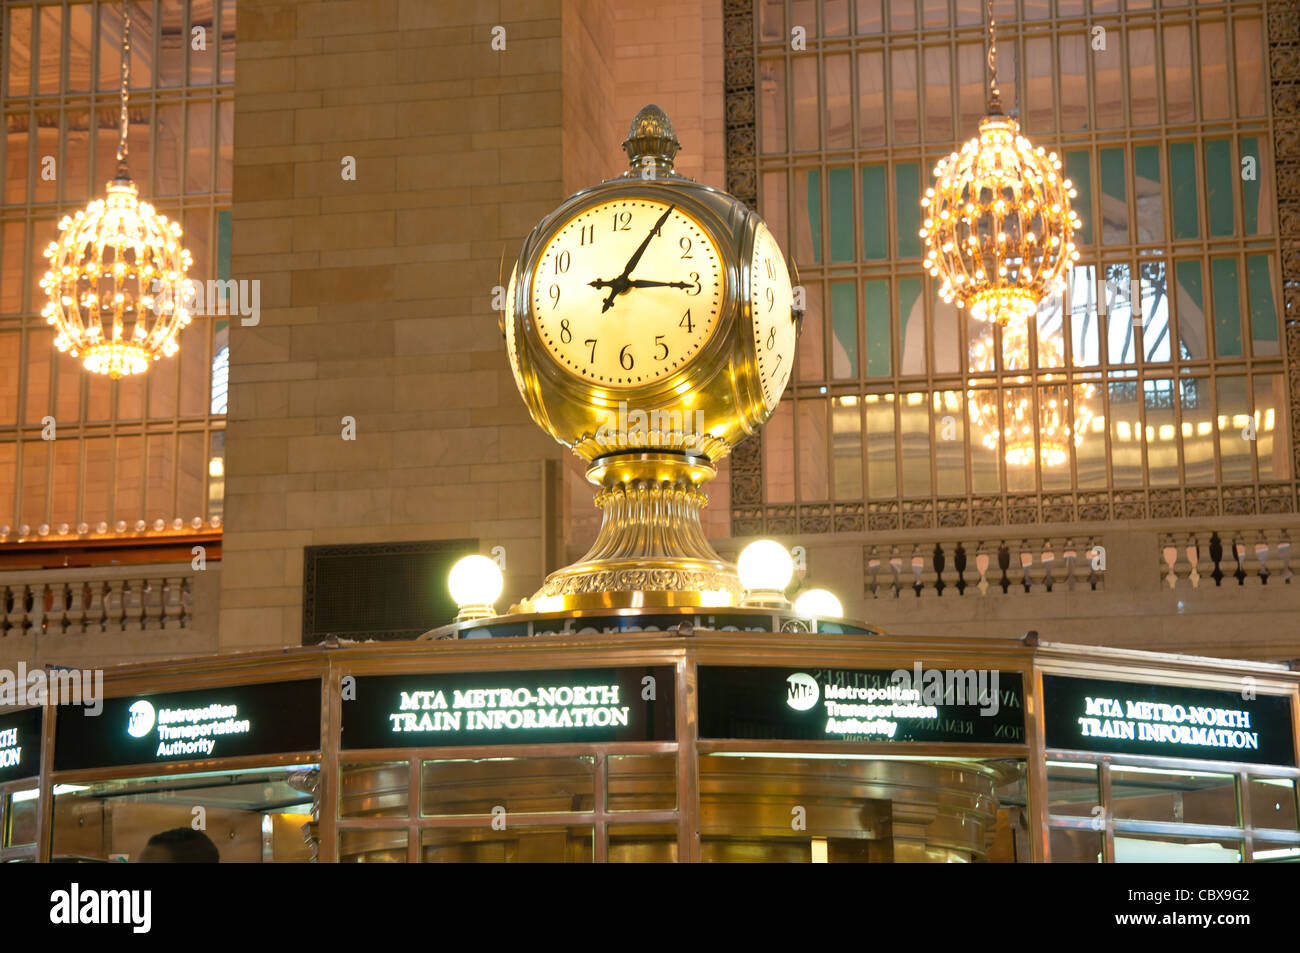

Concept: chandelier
[[920, 0, 1081, 327], [967, 321, 1095, 467], [40, 2, 193, 379]]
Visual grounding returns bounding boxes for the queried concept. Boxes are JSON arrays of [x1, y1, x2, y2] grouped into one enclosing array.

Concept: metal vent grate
[[302, 539, 477, 644]]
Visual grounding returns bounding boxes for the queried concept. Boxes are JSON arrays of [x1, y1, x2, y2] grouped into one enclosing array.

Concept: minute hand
[[620, 204, 676, 279], [625, 279, 692, 289], [594, 204, 677, 312]]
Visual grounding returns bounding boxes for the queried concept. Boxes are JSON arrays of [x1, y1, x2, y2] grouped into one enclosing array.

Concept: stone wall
[[221, 0, 574, 651]]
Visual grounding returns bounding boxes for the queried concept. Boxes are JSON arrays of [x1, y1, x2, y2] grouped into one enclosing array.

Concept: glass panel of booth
[[695, 753, 1030, 863], [1250, 777, 1299, 833], [333, 751, 680, 862], [49, 766, 321, 863], [3, 784, 39, 858], [1039, 671, 1300, 862], [332, 665, 682, 861], [1, 706, 43, 860], [45, 678, 325, 862], [1044, 758, 1300, 863]]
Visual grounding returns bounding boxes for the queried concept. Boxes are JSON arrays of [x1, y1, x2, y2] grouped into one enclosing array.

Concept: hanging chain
[[116, 1, 131, 173], [986, 0, 1001, 113]]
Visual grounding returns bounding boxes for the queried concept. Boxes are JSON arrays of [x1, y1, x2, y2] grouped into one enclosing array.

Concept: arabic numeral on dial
[[655, 335, 668, 360], [613, 211, 631, 231], [560, 318, 571, 343], [549, 284, 560, 308], [555, 250, 570, 274], [765, 286, 775, 311], [764, 256, 775, 279], [766, 327, 775, 350], [679, 236, 692, 259], [619, 344, 634, 370], [679, 309, 694, 333], [585, 338, 597, 363], [580, 224, 595, 245], [686, 271, 701, 296]]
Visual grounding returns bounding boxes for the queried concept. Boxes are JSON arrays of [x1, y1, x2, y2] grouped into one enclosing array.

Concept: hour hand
[[625, 279, 691, 289], [588, 276, 627, 312]]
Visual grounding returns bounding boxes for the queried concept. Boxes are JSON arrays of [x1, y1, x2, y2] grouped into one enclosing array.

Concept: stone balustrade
[[864, 538, 1106, 598], [1157, 530, 1294, 589], [0, 563, 201, 637], [861, 528, 1296, 599]]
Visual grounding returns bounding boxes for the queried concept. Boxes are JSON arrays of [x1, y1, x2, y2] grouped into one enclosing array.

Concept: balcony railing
[[862, 529, 1295, 598], [0, 563, 201, 637]]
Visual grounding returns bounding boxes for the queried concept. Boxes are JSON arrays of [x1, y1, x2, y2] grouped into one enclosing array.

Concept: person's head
[[138, 827, 220, 863]]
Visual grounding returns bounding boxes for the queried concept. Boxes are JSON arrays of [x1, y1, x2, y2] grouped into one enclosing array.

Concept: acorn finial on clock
[[505, 106, 799, 612], [622, 104, 680, 173]]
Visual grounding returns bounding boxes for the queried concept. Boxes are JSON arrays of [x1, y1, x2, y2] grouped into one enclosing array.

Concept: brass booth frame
[[8, 629, 1300, 863]]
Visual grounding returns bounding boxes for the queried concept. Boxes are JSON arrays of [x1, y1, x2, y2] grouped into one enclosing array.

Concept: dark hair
[[145, 828, 220, 863]]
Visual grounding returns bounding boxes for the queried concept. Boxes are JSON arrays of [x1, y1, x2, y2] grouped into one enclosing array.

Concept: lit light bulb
[[449, 555, 505, 621], [737, 539, 795, 607], [793, 588, 843, 619]]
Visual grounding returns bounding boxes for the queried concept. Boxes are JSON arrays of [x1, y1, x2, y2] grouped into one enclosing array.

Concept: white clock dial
[[531, 198, 723, 387], [504, 263, 521, 387], [750, 222, 796, 412]]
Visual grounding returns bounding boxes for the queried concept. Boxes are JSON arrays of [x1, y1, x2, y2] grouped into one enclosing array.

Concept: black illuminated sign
[[54, 679, 321, 771], [699, 665, 1026, 743], [1042, 674, 1296, 766], [0, 707, 42, 782], [341, 667, 675, 748]]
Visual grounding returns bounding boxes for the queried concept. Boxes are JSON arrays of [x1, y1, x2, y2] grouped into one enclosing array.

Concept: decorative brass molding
[[1270, 0, 1300, 479], [520, 453, 743, 610], [736, 484, 1299, 532], [724, 0, 762, 529]]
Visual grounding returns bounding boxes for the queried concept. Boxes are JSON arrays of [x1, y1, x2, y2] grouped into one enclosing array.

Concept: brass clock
[[504, 105, 800, 610]]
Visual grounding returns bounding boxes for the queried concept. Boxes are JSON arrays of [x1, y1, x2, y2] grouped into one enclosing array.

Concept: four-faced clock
[[748, 222, 796, 412], [530, 198, 724, 387]]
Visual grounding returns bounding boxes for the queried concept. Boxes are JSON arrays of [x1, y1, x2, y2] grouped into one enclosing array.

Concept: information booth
[[7, 608, 1299, 863]]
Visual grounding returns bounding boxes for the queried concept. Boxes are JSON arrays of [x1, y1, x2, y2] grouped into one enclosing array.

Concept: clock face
[[504, 263, 522, 386], [530, 198, 724, 387], [749, 222, 796, 412]]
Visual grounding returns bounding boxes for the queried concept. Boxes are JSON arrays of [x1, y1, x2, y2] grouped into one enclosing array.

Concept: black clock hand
[[619, 204, 675, 281], [589, 205, 677, 312], [624, 279, 692, 289]]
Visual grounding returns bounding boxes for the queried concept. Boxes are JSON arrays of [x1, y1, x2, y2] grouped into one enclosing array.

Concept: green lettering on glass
[[1169, 142, 1199, 239], [829, 167, 854, 262], [862, 165, 887, 260], [1211, 257, 1242, 358], [1064, 150, 1092, 247], [1204, 139, 1234, 237], [894, 163, 921, 259], [1246, 255, 1278, 350], [1240, 136, 1261, 235], [831, 281, 858, 377], [806, 168, 822, 264], [863, 280, 889, 378]]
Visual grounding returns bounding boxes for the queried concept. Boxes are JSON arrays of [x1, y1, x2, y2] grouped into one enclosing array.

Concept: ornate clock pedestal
[[504, 105, 798, 614], [518, 451, 742, 611]]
